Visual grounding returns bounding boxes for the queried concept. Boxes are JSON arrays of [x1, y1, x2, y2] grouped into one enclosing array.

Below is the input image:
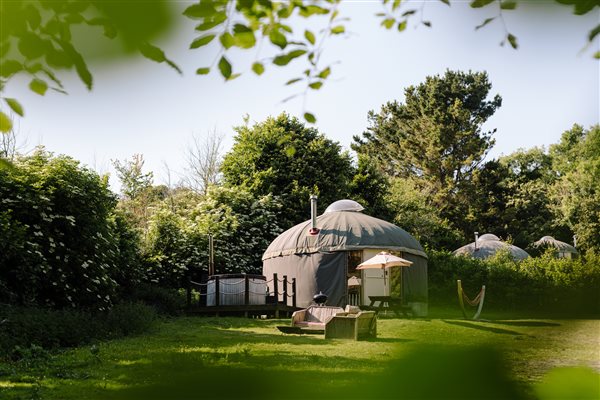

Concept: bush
[[127, 283, 186, 316], [427, 249, 600, 316], [0, 303, 157, 359]]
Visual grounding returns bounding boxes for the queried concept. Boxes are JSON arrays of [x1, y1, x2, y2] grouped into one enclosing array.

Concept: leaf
[[286, 78, 302, 85], [470, 0, 495, 8], [190, 34, 216, 49], [4, 98, 24, 117], [227, 73, 241, 81], [588, 24, 600, 42], [402, 10, 417, 17], [18, 33, 47, 59], [269, 29, 288, 49], [309, 81, 323, 90], [233, 24, 256, 48], [0, 158, 14, 170], [139, 42, 166, 62], [0, 60, 23, 78], [392, 0, 402, 11], [304, 30, 316, 45], [439, 0, 450, 5], [25, 4, 42, 29], [251, 62, 265, 75], [500, 1, 517, 10], [331, 25, 345, 34], [475, 17, 496, 30], [398, 20, 407, 31], [29, 78, 48, 95], [218, 56, 232, 79], [166, 59, 183, 74], [0, 111, 12, 133], [317, 67, 331, 79], [381, 19, 395, 29], [422, 21, 432, 27], [273, 55, 291, 66], [183, 2, 216, 19], [196, 67, 210, 75], [507, 33, 518, 49], [195, 15, 226, 31], [56, 39, 92, 89], [220, 32, 235, 49], [304, 112, 316, 123], [594, 51, 600, 59]]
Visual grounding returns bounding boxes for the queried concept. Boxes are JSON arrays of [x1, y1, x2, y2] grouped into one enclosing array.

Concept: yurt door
[[360, 249, 390, 306]]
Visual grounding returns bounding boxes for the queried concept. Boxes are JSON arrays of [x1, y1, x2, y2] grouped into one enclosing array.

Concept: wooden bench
[[325, 310, 377, 340], [290, 305, 345, 332]]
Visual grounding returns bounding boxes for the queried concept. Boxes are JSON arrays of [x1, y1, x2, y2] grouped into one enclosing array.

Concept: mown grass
[[0, 307, 598, 400]]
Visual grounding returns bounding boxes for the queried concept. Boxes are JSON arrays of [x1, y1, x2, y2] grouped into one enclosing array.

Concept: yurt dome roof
[[533, 236, 578, 253], [324, 199, 365, 213], [453, 233, 529, 261], [262, 201, 426, 261]]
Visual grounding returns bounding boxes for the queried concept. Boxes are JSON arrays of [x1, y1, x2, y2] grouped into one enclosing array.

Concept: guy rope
[[457, 280, 486, 320]]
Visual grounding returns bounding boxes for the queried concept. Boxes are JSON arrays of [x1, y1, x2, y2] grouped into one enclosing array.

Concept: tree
[[550, 124, 600, 253], [112, 154, 154, 232], [221, 113, 354, 227], [184, 130, 224, 195], [353, 70, 502, 226], [1, 0, 597, 134]]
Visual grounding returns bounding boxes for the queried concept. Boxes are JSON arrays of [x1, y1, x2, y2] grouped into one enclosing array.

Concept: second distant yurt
[[262, 198, 428, 310], [453, 233, 530, 261], [533, 236, 578, 258]]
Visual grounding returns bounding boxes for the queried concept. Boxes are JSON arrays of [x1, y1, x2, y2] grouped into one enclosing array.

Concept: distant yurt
[[262, 199, 428, 309], [533, 236, 578, 258], [453, 233, 530, 261]]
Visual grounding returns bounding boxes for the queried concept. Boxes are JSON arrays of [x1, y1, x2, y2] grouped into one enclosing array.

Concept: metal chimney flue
[[474, 231, 479, 251], [309, 195, 319, 235]]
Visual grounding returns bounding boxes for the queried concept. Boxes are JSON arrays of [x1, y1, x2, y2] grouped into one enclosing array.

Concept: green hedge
[[0, 302, 157, 359], [428, 250, 600, 316]]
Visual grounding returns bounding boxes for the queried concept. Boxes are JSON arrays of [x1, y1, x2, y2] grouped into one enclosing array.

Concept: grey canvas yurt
[[533, 236, 578, 258], [262, 199, 428, 309], [453, 233, 530, 261]]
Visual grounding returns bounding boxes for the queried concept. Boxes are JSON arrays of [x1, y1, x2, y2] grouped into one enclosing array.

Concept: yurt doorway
[[360, 249, 391, 306]]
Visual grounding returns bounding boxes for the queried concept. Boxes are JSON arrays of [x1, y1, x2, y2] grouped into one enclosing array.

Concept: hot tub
[[207, 274, 267, 306]]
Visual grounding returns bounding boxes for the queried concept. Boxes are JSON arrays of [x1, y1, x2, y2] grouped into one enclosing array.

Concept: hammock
[[457, 280, 486, 320]]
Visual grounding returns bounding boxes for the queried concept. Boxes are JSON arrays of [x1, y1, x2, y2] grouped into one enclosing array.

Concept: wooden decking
[[186, 303, 300, 318]]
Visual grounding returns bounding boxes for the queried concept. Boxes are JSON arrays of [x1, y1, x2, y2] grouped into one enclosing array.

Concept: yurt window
[[347, 251, 362, 275]]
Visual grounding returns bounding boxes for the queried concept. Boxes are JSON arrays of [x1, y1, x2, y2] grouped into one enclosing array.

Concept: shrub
[[127, 284, 186, 316]]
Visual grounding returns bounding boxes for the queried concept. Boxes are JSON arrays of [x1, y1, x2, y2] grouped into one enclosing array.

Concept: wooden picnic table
[[367, 296, 412, 317]]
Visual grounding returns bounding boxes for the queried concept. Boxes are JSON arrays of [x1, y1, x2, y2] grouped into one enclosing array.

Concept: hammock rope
[[457, 280, 486, 320]]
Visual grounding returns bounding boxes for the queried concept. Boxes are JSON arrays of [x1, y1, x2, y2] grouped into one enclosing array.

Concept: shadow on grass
[[442, 320, 524, 336], [364, 337, 415, 344], [486, 320, 561, 328]]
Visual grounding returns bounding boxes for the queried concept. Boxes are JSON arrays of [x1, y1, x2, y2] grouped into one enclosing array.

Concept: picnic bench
[[366, 296, 412, 317]]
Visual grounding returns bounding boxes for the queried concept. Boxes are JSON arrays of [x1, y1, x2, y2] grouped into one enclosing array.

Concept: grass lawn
[[1, 307, 598, 400]]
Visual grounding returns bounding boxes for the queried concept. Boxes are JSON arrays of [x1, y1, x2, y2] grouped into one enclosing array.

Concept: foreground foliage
[[0, 314, 598, 400]]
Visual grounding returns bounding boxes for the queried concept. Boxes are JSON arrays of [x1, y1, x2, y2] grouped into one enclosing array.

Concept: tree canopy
[[221, 113, 354, 227]]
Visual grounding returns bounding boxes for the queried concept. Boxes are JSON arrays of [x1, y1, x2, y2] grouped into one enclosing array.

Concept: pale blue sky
[[5, 1, 599, 191]]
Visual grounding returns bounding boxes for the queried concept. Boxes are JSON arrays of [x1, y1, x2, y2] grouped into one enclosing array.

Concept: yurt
[[533, 236, 578, 258], [453, 233, 530, 261], [262, 199, 428, 310]]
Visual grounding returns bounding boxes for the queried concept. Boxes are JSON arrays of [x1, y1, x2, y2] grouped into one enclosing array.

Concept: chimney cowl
[[309, 195, 319, 235]]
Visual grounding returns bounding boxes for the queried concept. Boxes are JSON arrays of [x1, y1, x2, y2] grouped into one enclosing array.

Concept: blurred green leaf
[[475, 17, 496, 30], [251, 62, 265, 75], [220, 32, 235, 49], [309, 81, 323, 90], [139, 42, 166, 62], [4, 98, 24, 117], [57, 39, 93, 89], [227, 73, 241, 81], [422, 21, 432, 27], [439, 0, 450, 5], [331, 25, 345, 34], [317, 67, 331, 79], [183, 2, 216, 19], [285, 78, 302, 85], [304, 30, 316, 45], [0, 111, 12, 132], [392, 0, 402, 11], [195, 13, 227, 31], [507, 33, 518, 49], [402, 10, 417, 16], [269, 29, 287, 49], [218, 56, 232, 79], [594, 51, 600, 59], [398, 20, 407, 31], [500, 1, 517, 10], [304, 112, 316, 123], [273, 50, 306, 66], [299, 5, 329, 17], [588, 24, 600, 42], [24, 4, 42, 30], [382, 19, 395, 29], [29, 78, 48, 95], [196, 67, 210, 75], [535, 367, 600, 400], [190, 34, 216, 49], [18, 33, 47, 59], [0, 60, 23, 78], [233, 24, 256, 48], [471, 0, 495, 7], [0, 157, 13, 170]]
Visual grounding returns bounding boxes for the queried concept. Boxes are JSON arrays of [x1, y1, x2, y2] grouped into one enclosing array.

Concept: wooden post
[[215, 276, 220, 307], [283, 275, 288, 307], [244, 275, 250, 318], [273, 273, 279, 318], [292, 278, 297, 308]]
